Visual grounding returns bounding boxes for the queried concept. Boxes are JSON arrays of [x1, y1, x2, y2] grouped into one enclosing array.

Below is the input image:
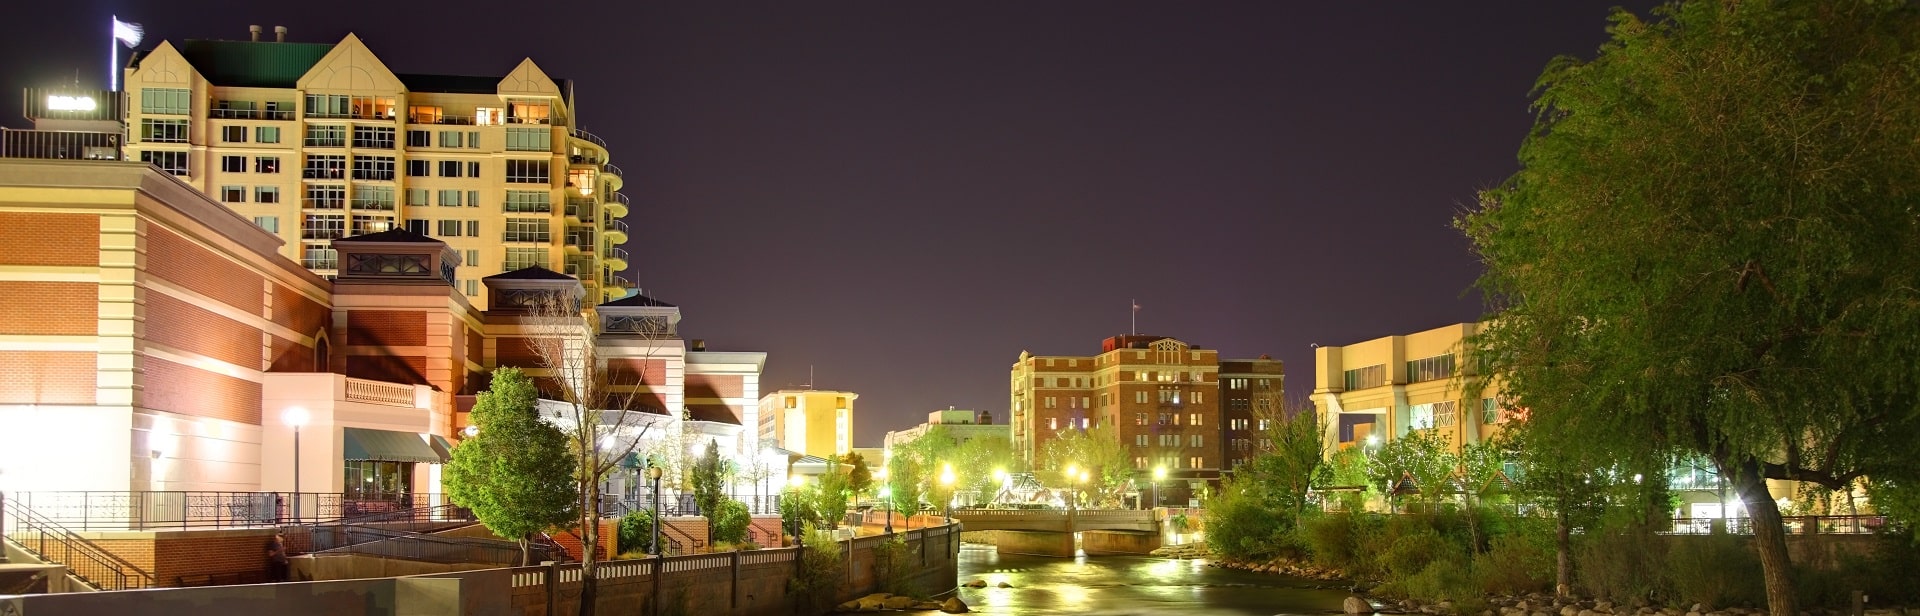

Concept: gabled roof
[[483, 266, 575, 281], [334, 228, 441, 244], [601, 293, 675, 308], [396, 73, 501, 94], [176, 40, 334, 88]]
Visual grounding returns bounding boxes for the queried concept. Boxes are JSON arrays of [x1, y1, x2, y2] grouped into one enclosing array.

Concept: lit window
[[140, 88, 190, 115]]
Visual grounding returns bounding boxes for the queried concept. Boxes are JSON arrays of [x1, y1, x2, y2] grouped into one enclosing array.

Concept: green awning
[[427, 435, 455, 464], [342, 428, 442, 464]]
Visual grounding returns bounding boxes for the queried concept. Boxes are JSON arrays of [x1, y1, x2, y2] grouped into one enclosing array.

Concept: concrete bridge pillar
[[1081, 531, 1161, 555], [993, 531, 1076, 557]]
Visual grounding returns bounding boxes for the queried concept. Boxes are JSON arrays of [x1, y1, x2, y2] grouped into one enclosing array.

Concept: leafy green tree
[[885, 453, 927, 523], [949, 434, 1018, 504], [1039, 423, 1131, 506], [691, 440, 725, 540], [816, 457, 852, 529], [1461, 2, 1920, 613], [778, 483, 820, 540], [1368, 429, 1458, 510], [843, 452, 873, 498], [445, 367, 579, 565], [711, 499, 751, 545], [1238, 406, 1326, 519], [616, 508, 656, 555], [1204, 473, 1289, 561]]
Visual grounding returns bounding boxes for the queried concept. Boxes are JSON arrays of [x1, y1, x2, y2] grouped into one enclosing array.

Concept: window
[[302, 245, 338, 270], [302, 214, 345, 239], [565, 226, 595, 249], [349, 97, 396, 120], [465, 280, 479, 296], [1434, 400, 1457, 428], [1135, 435, 1148, 446], [256, 126, 280, 143], [352, 126, 395, 149], [351, 215, 394, 235], [1190, 434, 1203, 447], [255, 157, 280, 174], [140, 119, 188, 143], [465, 132, 479, 148], [304, 185, 345, 209], [437, 190, 464, 207], [405, 219, 430, 235], [352, 186, 394, 210], [303, 155, 345, 179], [351, 156, 395, 181], [305, 125, 345, 147], [253, 216, 278, 233], [438, 160, 462, 178], [141, 88, 190, 114], [406, 160, 429, 177], [504, 248, 546, 271], [505, 159, 550, 184], [140, 150, 188, 175], [1411, 402, 1458, 430], [504, 190, 551, 213], [406, 130, 431, 148], [305, 94, 350, 118], [220, 156, 245, 173], [1482, 398, 1500, 425], [464, 250, 478, 266], [508, 101, 550, 124], [504, 219, 550, 243], [436, 220, 464, 237], [409, 106, 443, 124], [467, 161, 481, 177], [506, 127, 550, 151], [466, 190, 480, 208], [835, 397, 848, 409], [219, 186, 245, 202], [1343, 364, 1385, 390], [1048, 418, 1057, 430], [1193, 391, 1203, 404], [1189, 413, 1202, 426], [1407, 354, 1456, 383], [437, 131, 464, 148], [784, 396, 796, 409], [1135, 412, 1147, 426], [221, 126, 248, 143], [466, 221, 479, 237], [1045, 397, 1056, 409], [1135, 391, 1147, 404], [475, 107, 505, 125], [255, 186, 280, 203]]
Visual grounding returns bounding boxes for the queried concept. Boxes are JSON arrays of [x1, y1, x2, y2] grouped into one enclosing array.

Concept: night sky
[[0, 1, 1658, 446]]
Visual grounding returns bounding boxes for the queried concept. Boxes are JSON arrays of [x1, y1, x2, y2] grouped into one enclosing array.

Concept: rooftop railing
[[0, 129, 122, 161]]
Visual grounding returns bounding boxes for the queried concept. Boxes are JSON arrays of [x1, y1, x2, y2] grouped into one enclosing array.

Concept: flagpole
[[109, 15, 117, 91]]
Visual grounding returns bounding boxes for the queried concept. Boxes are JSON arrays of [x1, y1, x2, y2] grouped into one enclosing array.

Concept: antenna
[[1131, 299, 1140, 335], [807, 365, 815, 389]]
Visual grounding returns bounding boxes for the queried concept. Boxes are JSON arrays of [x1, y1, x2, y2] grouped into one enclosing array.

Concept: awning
[[342, 428, 442, 464], [427, 435, 455, 464]]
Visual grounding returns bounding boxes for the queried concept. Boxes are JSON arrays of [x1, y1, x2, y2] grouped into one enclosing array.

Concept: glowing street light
[[1365, 434, 1381, 447], [282, 407, 309, 519], [940, 464, 957, 523], [1151, 465, 1168, 509]]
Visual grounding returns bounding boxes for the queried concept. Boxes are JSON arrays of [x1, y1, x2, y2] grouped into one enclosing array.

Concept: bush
[[1573, 524, 1668, 604], [1205, 478, 1292, 561], [873, 537, 919, 597], [712, 499, 751, 545], [617, 509, 656, 555], [1300, 512, 1377, 574], [1666, 533, 1763, 608], [789, 524, 841, 612], [1470, 521, 1555, 596]]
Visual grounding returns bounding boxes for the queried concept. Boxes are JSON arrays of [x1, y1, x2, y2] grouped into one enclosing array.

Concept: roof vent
[[249, 25, 262, 42], [274, 26, 288, 42]]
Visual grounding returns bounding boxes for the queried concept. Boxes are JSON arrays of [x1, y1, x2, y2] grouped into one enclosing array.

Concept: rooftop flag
[[113, 17, 143, 47]]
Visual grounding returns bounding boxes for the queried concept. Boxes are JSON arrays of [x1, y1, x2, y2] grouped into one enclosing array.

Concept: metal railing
[[570, 129, 608, 150], [210, 108, 295, 121], [6, 491, 464, 531], [605, 247, 629, 263], [610, 275, 632, 289], [604, 219, 629, 236], [1665, 515, 1885, 536], [309, 523, 534, 565], [1, 129, 123, 160], [601, 163, 624, 178], [612, 192, 631, 208], [2, 493, 154, 590], [344, 377, 414, 406]]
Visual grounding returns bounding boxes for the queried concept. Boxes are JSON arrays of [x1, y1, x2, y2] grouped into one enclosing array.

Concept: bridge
[[948, 509, 1166, 557]]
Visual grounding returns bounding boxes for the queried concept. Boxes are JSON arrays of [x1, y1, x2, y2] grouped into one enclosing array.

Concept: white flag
[[113, 17, 143, 47]]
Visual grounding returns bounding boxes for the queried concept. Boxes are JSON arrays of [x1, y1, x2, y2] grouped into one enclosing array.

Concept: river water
[[953, 544, 1350, 616]]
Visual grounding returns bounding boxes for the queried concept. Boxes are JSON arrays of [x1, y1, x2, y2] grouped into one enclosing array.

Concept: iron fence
[[6, 491, 466, 531], [1, 494, 153, 590]]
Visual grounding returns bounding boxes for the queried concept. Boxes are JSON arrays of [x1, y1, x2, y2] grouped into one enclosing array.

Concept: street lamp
[[1152, 466, 1168, 510], [991, 468, 1006, 506], [939, 464, 956, 523], [282, 407, 309, 521], [1077, 470, 1090, 509], [647, 465, 664, 556], [877, 467, 894, 534]]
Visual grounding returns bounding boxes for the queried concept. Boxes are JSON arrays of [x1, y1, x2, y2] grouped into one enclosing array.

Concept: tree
[[691, 440, 725, 540], [1368, 429, 1458, 510], [816, 457, 852, 530], [885, 452, 927, 524], [520, 291, 662, 616], [445, 368, 579, 565], [949, 434, 1019, 504], [1238, 404, 1326, 519], [1039, 423, 1131, 506], [1462, 3, 1920, 614], [843, 452, 873, 498]]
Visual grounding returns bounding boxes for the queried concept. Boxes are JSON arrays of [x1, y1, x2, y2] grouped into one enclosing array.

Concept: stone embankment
[[1351, 595, 1915, 616], [1150, 542, 1347, 583], [833, 592, 971, 613]]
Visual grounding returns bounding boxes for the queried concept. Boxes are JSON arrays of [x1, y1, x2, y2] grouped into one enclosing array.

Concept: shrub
[[712, 499, 751, 545], [1470, 521, 1555, 596], [1205, 478, 1291, 561], [617, 509, 656, 555], [1300, 513, 1371, 573], [873, 537, 919, 597], [1573, 524, 1668, 604], [789, 524, 842, 612], [1665, 532, 1763, 608]]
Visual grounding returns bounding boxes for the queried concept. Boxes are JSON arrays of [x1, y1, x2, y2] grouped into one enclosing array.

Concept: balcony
[[350, 199, 396, 212], [604, 246, 629, 270], [570, 129, 608, 150], [303, 168, 346, 180], [606, 192, 629, 218], [609, 274, 632, 290], [503, 231, 551, 244], [601, 163, 623, 179], [210, 108, 294, 121], [564, 198, 598, 222], [0, 129, 121, 160], [603, 219, 629, 243]]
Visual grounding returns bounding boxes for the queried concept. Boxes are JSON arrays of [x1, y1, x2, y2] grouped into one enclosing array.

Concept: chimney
[[274, 26, 288, 42], [691, 339, 706, 352], [249, 25, 262, 42]]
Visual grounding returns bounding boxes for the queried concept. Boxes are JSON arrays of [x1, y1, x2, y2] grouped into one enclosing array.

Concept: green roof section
[[396, 74, 500, 95], [178, 40, 334, 88]]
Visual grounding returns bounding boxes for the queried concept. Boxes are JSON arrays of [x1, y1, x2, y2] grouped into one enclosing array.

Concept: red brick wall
[[0, 351, 96, 404], [607, 359, 667, 385], [145, 293, 259, 368], [141, 357, 262, 424], [345, 354, 428, 386], [551, 519, 619, 560], [494, 336, 547, 368], [268, 335, 315, 372], [0, 281, 96, 335], [145, 227, 263, 314], [466, 326, 483, 364], [347, 310, 426, 347], [154, 534, 279, 586], [684, 374, 742, 399], [0, 212, 97, 266], [270, 283, 327, 336]]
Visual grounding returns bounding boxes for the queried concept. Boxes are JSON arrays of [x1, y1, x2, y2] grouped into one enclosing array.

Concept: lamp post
[[939, 464, 956, 524], [789, 475, 807, 546], [1151, 466, 1167, 510], [282, 407, 309, 521], [990, 468, 1006, 506], [1077, 470, 1090, 510], [877, 467, 893, 534], [647, 465, 664, 555]]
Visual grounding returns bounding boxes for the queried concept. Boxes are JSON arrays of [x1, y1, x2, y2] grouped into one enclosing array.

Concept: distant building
[[757, 389, 857, 459], [1217, 356, 1284, 471], [1010, 335, 1248, 504], [882, 408, 1011, 457], [1311, 322, 1507, 454]]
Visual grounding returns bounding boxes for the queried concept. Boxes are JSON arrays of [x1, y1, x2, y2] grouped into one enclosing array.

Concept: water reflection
[[955, 544, 1348, 616]]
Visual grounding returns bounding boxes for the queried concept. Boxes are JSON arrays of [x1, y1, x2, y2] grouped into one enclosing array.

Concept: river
[[952, 543, 1350, 616]]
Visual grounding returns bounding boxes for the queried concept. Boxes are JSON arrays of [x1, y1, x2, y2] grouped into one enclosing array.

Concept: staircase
[[2, 494, 154, 591]]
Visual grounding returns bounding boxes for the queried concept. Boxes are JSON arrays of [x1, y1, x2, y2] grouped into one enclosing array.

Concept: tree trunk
[[519, 535, 531, 567], [579, 480, 601, 616], [1555, 505, 1572, 599], [1735, 462, 1797, 616]]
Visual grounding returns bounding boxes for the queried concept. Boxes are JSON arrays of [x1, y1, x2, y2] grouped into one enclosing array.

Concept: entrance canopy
[[342, 428, 442, 464]]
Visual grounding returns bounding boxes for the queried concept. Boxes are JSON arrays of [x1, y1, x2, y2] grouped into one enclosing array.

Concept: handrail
[[659, 521, 704, 554], [570, 129, 608, 150], [3, 494, 155, 590], [601, 163, 624, 177]]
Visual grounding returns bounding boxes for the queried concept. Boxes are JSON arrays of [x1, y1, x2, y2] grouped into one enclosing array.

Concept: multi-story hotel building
[[1218, 356, 1284, 471], [1311, 322, 1507, 454], [757, 389, 857, 459], [1010, 335, 1232, 501], [118, 29, 632, 307]]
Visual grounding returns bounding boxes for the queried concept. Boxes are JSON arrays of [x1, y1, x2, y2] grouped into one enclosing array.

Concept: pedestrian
[[266, 532, 290, 582]]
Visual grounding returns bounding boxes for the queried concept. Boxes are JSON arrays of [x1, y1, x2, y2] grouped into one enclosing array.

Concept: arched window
[[314, 334, 331, 372]]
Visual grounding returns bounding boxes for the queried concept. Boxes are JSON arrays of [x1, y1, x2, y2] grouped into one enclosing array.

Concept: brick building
[[1217, 356, 1284, 471], [0, 159, 765, 503]]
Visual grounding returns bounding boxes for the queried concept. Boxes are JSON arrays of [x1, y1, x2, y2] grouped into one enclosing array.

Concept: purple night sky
[[0, 1, 1658, 446]]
